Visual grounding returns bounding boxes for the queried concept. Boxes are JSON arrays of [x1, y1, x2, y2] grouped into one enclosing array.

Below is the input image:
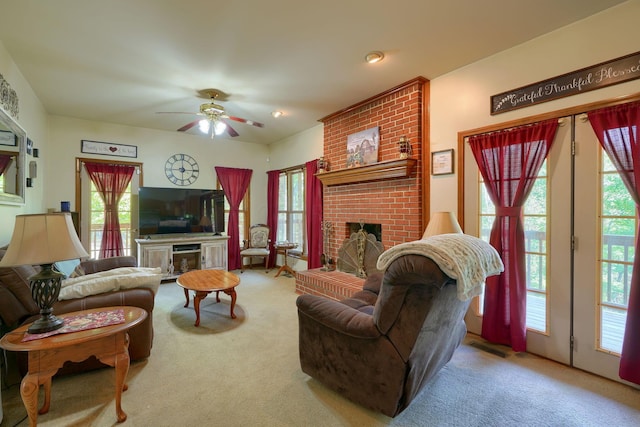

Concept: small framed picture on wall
[[431, 149, 454, 175]]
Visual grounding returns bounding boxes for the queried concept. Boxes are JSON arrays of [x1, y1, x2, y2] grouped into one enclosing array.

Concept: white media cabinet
[[136, 235, 229, 280]]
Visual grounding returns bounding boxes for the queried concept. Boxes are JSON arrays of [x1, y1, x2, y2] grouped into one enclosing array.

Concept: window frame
[[278, 166, 307, 257], [75, 157, 143, 258]]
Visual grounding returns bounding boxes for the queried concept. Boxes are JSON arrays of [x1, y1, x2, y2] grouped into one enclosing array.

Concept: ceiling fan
[[157, 89, 264, 139]]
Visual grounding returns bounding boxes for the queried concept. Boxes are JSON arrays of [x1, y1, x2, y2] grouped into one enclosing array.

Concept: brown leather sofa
[[0, 250, 155, 375], [296, 254, 471, 417]]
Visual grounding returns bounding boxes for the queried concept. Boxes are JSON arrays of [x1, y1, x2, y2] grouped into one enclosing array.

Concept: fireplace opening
[[339, 222, 384, 277], [347, 222, 381, 242]]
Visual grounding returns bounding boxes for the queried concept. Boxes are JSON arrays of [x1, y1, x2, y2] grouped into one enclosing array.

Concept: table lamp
[[0, 213, 89, 333], [422, 211, 463, 238], [199, 215, 212, 232]]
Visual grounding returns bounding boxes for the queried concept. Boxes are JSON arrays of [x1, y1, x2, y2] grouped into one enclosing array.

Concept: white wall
[[267, 124, 323, 171], [0, 42, 49, 244], [47, 115, 271, 224], [429, 1, 640, 218]]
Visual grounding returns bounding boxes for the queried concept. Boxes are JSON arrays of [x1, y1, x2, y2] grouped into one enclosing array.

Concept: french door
[[524, 116, 572, 365], [466, 113, 631, 383], [572, 115, 630, 381]]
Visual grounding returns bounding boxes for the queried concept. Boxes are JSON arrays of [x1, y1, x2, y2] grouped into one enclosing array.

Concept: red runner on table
[[22, 309, 125, 342]]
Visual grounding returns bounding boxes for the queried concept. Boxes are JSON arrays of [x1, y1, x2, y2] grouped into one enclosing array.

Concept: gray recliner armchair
[[296, 234, 503, 417]]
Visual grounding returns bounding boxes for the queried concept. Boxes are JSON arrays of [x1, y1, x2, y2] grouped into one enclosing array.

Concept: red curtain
[[305, 159, 323, 269], [469, 119, 558, 351], [266, 169, 280, 268], [215, 166, 252, 270], [0, 155, 12, 176], [587, 101, 640, 385], [84, 162, 135, 259]]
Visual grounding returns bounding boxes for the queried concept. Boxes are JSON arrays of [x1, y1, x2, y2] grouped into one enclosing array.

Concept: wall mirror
[[0, 106, 26, 205]]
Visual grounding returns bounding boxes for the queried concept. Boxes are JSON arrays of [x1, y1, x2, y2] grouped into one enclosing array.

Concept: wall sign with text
[[491, 51, 640, 115], [81, 139, 138, 158]]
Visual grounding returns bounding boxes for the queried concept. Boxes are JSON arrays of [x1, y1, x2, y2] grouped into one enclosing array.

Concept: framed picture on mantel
[[431, 149, 454, 175], [346, 127, 379, 168]]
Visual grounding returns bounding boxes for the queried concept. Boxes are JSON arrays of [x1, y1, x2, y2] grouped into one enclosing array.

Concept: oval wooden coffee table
[[0, 306, 146, 426], [176, 269, 240, 326]]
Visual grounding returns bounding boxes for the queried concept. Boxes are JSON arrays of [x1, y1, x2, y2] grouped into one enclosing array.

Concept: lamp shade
[[422, 211, 463, 239], [0, 213, 89, 267], [199, 215, 212, 227]]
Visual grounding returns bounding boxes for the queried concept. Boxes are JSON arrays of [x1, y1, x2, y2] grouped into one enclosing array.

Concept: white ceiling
[[0, 0, 627, 144]]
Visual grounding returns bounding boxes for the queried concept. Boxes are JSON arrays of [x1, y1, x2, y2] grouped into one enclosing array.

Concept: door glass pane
[[599, 158, 633, 354]]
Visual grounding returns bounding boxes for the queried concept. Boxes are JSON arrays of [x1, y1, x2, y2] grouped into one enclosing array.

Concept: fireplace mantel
[[315, 158, 417, 186]]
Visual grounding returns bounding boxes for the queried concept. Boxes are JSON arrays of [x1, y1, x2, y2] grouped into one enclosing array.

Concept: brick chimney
[[318, 77, 430, 262]]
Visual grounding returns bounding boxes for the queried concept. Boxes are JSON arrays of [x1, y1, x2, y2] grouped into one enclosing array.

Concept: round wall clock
[[165, 153, 199, 186]]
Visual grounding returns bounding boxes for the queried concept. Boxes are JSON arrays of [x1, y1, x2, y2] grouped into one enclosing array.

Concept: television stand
[[135, 235, 229, 280]]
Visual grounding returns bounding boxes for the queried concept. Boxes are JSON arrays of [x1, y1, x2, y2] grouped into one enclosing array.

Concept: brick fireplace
[[318, 77, 429, 261], [295, 77, 430, 300]]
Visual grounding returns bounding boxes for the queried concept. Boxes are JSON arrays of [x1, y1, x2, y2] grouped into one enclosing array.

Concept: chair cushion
[[240, 248, 269, 256]]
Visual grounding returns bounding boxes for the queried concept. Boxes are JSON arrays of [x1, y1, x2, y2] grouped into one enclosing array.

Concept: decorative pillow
[[53, 259, 81, 278]]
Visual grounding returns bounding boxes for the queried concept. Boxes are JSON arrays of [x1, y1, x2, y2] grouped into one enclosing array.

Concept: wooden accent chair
[[240, 224, 271, 273]]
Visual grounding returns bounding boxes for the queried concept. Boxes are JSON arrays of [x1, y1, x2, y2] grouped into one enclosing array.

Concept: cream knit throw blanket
[[376, 234, 504, 301]]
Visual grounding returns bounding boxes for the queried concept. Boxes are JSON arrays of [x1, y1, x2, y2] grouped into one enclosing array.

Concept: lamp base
[[28, 264, 66, 334], [27, 314, 64, 334]]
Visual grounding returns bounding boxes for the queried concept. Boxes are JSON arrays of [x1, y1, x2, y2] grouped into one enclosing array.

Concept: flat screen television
[[138, 187, 225, 237]]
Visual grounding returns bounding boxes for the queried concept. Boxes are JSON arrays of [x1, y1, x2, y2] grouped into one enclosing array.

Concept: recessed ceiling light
[[365, 51, 385, 64], [271, 111, 283, 118]]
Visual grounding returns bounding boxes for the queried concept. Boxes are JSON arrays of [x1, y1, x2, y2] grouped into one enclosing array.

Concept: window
[[278, 168, 306, 255], [89, 181, 132, 258], [599, 150, 633, 353], [478, 160, 549, 332]]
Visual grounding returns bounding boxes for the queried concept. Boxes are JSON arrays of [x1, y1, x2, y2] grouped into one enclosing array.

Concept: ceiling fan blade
[[156, 111, 203, 116], [227, 115, 265, 128], [177, 120, 200, 132], [225, 122, 240, 137]]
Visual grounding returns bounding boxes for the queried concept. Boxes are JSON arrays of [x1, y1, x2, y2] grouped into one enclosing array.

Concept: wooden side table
[[274, 243, 298, 277], [0, 306, 147, 426], [176, 269, 241, 326]]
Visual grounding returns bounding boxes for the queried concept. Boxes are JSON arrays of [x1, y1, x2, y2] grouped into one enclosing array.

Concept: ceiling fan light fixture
[[271, 111, 283, 118], [214, 120, 227, 136], [198, 119, 210, 134], [365, 51, 385, 64]]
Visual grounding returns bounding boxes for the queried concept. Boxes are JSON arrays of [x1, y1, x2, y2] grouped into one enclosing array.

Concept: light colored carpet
[[1, 269, 640, 426]]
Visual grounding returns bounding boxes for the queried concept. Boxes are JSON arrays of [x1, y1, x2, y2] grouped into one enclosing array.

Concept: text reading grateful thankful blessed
[[491, 51, 640, 115]]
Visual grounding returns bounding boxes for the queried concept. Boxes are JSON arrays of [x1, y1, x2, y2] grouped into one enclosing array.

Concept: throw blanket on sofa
[[376, 234, 504, 301], [58, 267, 162, 300]]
